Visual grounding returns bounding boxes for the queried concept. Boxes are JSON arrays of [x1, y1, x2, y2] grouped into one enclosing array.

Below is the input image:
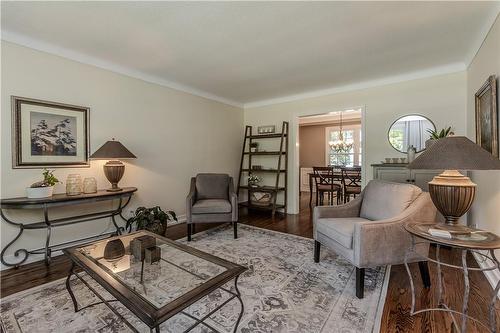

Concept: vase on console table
[[66, 174, 82, 196]]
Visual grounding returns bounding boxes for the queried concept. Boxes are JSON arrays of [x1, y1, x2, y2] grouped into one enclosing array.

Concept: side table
[[405, 222, 500, 333]]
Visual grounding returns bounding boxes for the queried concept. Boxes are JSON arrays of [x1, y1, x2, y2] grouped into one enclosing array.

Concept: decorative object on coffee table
[[103, 239, 125, 261], [90, 139, 136, 191], [83, 177, 97, 194], [475, 75, 498, 157], [11, 96, 90, 168], [404, 222, 500, 333], [66, 174, 82, 196], [26, 169, 60, 198], [408, 136, 500, 234], [130, 235, 156, 261], [145, 246, 161, 264], [126, 206, 177, 235]]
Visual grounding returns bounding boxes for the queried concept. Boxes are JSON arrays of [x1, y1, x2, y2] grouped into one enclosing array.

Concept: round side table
[[405, 222, 500, 333]]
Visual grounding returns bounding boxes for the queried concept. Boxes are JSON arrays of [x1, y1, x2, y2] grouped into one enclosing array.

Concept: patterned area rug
[[0, 224, 389, 332]]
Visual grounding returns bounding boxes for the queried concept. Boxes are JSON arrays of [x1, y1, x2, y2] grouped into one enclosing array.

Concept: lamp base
[[428, 170, 476, 235], [103, 160, 125, 192]]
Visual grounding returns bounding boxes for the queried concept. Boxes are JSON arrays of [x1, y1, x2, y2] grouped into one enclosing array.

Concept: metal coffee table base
[[405, 239, 500, 333], [65, 262, 245, 333]]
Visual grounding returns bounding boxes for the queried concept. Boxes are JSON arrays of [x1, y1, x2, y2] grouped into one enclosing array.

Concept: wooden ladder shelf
[[237, 121, 289, 218]]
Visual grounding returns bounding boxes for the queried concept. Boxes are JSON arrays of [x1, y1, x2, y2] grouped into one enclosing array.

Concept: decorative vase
[[26, 186, 54, 198], [407, 145, 416, 163], [66, 174, 82, 196], [83, 177, 97, 194]]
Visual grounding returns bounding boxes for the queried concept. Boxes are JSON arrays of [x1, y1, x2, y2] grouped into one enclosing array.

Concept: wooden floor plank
[[1, 193, 499, 332]]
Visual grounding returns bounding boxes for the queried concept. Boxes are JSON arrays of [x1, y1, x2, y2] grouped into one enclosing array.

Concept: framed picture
[[475, 75, 498, 158], [12, 96, 90, 168]]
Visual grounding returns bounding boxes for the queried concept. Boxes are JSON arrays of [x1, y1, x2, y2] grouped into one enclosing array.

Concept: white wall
[[244, 72, 467, 214], [1, 41, 243, 267], [466, 15, 500, 288]]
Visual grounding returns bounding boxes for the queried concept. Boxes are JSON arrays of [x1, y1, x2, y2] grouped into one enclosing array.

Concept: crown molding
[[1, 30, 243, 108], [243, 62, 466, 109], [465, 6, 500, 68]]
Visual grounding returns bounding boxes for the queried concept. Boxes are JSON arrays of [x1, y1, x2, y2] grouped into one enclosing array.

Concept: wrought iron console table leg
[[461, 249, 470, 332], [490, 250, 500, 333]]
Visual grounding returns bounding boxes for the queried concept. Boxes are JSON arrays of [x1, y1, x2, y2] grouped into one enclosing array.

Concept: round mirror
[[388, 114, 435, 153]]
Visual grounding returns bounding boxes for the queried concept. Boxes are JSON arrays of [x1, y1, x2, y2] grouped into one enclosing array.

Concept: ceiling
[[2, 2, 499, 107]]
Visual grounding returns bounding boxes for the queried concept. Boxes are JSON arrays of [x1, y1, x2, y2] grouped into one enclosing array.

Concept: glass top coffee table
[[63, 230, 246, 333]]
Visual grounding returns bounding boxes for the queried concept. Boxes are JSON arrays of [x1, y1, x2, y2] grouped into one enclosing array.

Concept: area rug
[[0, 224, 389, 333]]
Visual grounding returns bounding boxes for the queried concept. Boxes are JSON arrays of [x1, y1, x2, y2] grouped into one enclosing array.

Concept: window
[[325, 125, 362, 167]]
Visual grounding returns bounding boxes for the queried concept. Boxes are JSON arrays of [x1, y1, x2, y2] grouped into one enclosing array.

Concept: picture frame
[[475, 75, 498, 158], [257, 125, 276, 135], [12, 96, 90, 168]]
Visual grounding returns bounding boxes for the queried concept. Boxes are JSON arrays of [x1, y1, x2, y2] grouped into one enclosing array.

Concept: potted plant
[[26, 169, 60, 198], [426, 126, 454, 149], [250, 142, 259, 152], [248, 174, 262, 188], [126, 206, 177, 236]]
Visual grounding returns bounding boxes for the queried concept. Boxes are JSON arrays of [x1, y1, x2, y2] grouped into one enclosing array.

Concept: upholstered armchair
[[186, 173, 238, 241], [313, 180, 437, 298]]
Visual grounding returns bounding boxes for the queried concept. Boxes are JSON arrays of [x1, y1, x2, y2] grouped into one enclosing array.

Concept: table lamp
[[408, 136, 500, 234], [90, 139, 136, 192]]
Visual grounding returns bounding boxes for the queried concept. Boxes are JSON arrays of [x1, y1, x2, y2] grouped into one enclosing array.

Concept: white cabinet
[[372, 164, 442, 192], [300, 167, 314, 192]]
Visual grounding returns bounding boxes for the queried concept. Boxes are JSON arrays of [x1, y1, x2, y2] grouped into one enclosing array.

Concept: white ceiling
[[2, 2, 499, 107]]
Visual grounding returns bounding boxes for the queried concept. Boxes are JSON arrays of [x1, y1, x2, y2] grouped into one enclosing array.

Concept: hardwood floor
[[1, 193, 499, 332]]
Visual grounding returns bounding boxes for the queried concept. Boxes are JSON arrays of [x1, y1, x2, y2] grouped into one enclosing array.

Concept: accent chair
[[313, 179, 437, 298], [186, 173, 238, 241]]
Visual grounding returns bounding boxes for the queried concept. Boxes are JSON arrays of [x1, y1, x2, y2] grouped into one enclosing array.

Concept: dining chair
[[313, 166, 342, 206], [341, 166, 362, 203]]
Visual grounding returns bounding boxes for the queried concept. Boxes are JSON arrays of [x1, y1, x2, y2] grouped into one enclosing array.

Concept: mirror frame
[[387, 114, 436, 153]]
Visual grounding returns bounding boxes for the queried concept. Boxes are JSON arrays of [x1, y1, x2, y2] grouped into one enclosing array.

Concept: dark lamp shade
[[90, 140, 136, 160], [408, 136, 500, 170]]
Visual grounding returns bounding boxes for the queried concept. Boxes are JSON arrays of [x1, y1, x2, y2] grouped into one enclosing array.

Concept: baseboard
[[472, 251, 500, 298]]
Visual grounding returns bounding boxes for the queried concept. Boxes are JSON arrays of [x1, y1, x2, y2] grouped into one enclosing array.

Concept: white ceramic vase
[[26, 186, 54, 198], [66, 174, 82, 196]]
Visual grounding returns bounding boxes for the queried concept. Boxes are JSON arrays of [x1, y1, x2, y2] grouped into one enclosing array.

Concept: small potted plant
[[426, 126, 454, 149], [126, 206, 177, 236], [26, 169, 60, 198], [250, 142, 259, 153], [248, 174, 262, 188]]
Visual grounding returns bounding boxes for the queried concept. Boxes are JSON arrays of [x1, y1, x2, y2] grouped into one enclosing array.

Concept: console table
[[0, 187, 137, 268]]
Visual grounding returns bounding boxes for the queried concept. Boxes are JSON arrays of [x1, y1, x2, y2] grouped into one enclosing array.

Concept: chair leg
[[315, 191, 319, 206], [418, 261, 431, 288], [192, 224, 195, 234], [187, 224, 192, 242], [314, 241, 321, 263], [233, 222, 238, 239], [356, 267, 365, 299]]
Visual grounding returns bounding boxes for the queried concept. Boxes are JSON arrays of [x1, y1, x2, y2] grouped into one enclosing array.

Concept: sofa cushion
[[192, 199, 232, 214], [196, 174, 229, 200], [360, 180, 422, 221], [316, 217, 370, 249]]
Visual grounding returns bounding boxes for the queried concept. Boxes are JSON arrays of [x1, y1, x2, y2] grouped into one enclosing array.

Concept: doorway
[[297, 108, 363, 213]]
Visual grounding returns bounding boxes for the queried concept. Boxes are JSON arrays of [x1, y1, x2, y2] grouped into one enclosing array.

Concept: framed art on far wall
[[475, 75, 498, 158], [12, 96, 90, 168]]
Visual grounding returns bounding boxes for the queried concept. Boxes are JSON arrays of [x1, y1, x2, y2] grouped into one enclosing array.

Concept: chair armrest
[[353, 192, 436, 267], [228, 177, 238, 222], [313, 194, 363, 220], [186, 177, 196, 223]]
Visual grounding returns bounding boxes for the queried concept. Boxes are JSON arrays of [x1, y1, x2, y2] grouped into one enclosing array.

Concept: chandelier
[[329, 111, 353, 153]]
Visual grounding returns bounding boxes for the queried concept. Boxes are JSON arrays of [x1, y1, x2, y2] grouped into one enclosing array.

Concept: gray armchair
[[313, 180, 437, 298], [186, 173, 238, 241]]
